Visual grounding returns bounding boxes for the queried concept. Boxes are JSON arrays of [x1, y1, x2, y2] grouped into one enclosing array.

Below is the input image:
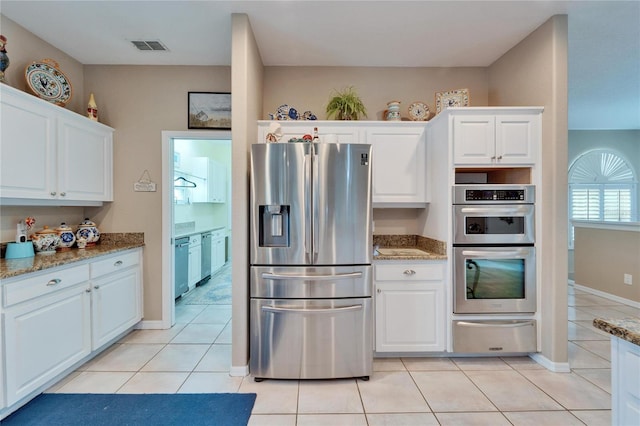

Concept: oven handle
[[262, 304, 363, 314], [458, 206, 531, 215], [261, 272, 363, 281], [456, 321, 534, 328], [461, 249, 531, 257]]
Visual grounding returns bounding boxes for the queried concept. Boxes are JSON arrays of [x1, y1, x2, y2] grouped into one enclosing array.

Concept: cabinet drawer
[[211, 229, 225, 239], [3, 264, 90, 307], [375, 263, 444, 281], [91, 250, 139, 279]]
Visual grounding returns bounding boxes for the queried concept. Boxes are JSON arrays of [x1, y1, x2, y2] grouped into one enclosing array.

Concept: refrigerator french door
[[250, 143, 373, 380]]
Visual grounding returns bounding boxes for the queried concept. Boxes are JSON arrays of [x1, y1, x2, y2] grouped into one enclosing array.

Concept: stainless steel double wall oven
[[452, 185, 537, 353], [249, 143, 373, 381]]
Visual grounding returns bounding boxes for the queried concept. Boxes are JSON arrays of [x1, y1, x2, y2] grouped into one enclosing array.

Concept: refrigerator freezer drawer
[[250, 298, 372, 379], [452, 319, 537, 353], [250, 265, 372, 299]]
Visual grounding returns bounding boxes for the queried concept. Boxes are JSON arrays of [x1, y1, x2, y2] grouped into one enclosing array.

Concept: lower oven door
[[250, 297, 372, 379], [453, 320, 537, 353], [454, 246, 536, 314]]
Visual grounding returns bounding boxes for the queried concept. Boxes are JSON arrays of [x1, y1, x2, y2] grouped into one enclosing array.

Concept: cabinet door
[[188, 242, 202, 288], [57, 116, 113, 201], [453, 115, 495, 164], [375, 282, 444, 352], [212, 236, 226, 272], [211, 162, 227, 203], [495, 115, 538, 164], [0, 86, 57, 199], [91, 266, 142, 349], [3, 285, 91, 405], [365, 126, 427, 205]]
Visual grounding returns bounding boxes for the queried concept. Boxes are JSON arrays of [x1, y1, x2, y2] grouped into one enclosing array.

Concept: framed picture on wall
[[188, 92, 231, 129]]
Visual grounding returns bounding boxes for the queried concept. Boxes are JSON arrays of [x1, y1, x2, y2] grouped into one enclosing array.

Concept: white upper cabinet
[[0, 84, 113, 205], [364, 124, 427, 206], [257, 121, 427, 207], [451, 108, 542, 165]]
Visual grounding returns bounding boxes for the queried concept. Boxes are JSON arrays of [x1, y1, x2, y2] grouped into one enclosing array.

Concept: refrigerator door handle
[[304, 152, 312, 261], [312, 152, 319, 263], [261, 272, 363, 281], [262, 304, 363, 314]]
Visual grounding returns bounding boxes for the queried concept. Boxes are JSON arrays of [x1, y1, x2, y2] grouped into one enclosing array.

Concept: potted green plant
[[325, 86, 367, 120]]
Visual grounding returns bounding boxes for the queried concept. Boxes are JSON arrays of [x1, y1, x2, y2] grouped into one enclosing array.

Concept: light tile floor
[[46, 283, 639, 426]]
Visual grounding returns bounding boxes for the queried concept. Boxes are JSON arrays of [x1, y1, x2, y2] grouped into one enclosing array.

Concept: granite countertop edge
[[593, 318, 640, 346], [1, 233, 144, 280]]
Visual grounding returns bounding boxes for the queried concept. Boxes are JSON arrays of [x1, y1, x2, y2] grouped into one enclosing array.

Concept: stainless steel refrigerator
[[250, 142, 373, 381]]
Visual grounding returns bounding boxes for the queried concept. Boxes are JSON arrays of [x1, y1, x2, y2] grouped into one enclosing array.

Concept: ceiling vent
[[130, 40, 168, 51]]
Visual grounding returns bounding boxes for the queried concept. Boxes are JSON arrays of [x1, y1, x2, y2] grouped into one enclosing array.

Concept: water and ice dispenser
[[258, 205, 290, 247]]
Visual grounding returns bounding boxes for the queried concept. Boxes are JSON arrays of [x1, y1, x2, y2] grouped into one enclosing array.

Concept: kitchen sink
[[376, 248, 428, 256]]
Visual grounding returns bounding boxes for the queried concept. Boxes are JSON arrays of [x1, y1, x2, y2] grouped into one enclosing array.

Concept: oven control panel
[[465, 189, 525, 201], [453, 185, 535, 204]]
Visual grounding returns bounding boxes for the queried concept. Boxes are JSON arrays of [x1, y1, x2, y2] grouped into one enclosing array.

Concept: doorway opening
[[161, 131, 232, 328]]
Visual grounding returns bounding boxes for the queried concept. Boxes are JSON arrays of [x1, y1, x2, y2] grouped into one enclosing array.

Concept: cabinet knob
[[50, 191, 57, 196], [403, 269, 416, 276], [377, 288, 381, 294], [46, 278, 62, 286], [94, 285, 100, 290], [490, 156, 496, 161], [114, 260, 124, 267], [497, 155, 503, 160], [85, 288, 92, 293], [60, 192, 66, 197]]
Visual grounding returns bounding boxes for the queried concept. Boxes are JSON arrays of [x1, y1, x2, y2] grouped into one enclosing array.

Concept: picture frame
[[188, 92, 231, 129], [435, 88, 470, 114]]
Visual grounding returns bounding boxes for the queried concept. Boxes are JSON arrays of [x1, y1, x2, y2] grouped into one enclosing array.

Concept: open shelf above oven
[[454, 167, 532, 185]]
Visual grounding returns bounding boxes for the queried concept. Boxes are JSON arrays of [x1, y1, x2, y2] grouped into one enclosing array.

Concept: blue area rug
[[1, 393, 256, 426]]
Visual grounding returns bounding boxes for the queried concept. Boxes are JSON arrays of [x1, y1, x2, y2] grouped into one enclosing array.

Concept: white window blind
[[568, 150, 637, 247]]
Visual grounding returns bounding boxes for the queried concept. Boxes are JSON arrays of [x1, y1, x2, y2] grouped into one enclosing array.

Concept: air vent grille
[[131, 40, 168, 51]]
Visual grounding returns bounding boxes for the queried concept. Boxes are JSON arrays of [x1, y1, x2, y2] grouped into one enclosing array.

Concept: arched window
[[568, 149, 638, 247]]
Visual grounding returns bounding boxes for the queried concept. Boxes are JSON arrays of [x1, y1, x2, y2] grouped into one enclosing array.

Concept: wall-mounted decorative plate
[[25, 58, 72, 107], [435, 88, 469, 114]]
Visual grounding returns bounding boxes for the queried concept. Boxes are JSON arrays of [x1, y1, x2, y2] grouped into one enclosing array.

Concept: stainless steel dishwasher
[[174, 237, 189, 299]]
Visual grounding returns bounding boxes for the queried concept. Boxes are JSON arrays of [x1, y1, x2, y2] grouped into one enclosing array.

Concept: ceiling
[[2, 1, 638, 130]]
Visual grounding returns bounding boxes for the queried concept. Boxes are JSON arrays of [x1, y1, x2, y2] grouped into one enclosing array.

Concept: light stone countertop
[[1, 233, 144, 280], [593, 318, 640, 346]]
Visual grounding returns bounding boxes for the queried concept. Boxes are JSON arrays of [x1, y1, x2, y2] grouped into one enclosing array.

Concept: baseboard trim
[[230, 365, 249, 377], [135, 320, 172, 330], [529, 353, 571, 372], [571, 282, 640, 309]]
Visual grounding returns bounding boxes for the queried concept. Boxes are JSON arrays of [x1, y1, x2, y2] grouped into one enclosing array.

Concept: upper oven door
[[453, 204, 535, 245]]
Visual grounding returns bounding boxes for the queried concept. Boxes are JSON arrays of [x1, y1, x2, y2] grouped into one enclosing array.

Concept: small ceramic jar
[[55, 222, 76, 251], [385, 101, 401, 121], [31, 226, 61, 254], [76, 218, 100, 247]]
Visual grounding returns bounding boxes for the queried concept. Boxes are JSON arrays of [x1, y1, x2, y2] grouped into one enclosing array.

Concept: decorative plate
[[408, 101, 430, 121], [435, 88, 469, 114], [25, 58, 72, 106]]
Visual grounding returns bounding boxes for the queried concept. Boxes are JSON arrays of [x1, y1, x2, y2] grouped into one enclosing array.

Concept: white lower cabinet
[[188, 235, 202, 288], [375, 261, 446, 353], [3, 272, 91, 406], [90, 250, 143, 349], [612, 336, 640, 425], [211, 229, 226, 273], [0, 248, 143, 419]]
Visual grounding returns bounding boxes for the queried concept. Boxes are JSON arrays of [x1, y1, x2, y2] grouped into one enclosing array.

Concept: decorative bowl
[[31, 226, 60, 254]]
